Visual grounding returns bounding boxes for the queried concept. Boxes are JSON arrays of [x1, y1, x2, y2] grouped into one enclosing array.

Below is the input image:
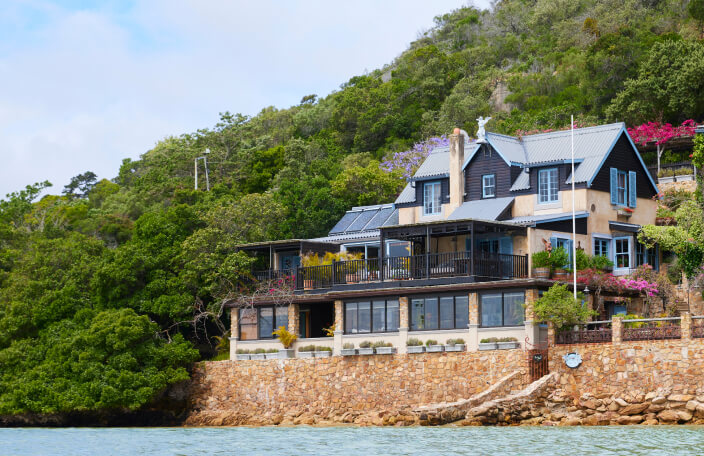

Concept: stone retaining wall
[[186, 350, 527, 426]]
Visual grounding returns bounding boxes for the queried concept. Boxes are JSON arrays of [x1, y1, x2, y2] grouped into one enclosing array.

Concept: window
[[410, 295, 469, 330], [594, 238, 610, 258], [610, 168, 637, 208], [482, 174, 496, 198], [538, 168, 558, 203], [617, 171, 627, 206], [345, 299, 399, 334], [478, 239, 499, 253], [615, 237, 630, 269], [636, 243, 657, 268], [480, 292, 525, 327], [423, 181, 442, 215], [240, 306, 289, 340]]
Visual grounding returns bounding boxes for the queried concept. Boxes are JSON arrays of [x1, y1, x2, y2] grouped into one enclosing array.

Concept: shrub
[[532, 250, 551, 269], [406, 337, 423, 346], [342, 343, 354, 350], [358, 341, 373, 348], [498, 337, 518, 342], [298, 344, 316, 352], [266, 348, 279, 353], [425, 339, 438, 347], [550, 246, 569, 270], [272, 326, 298, 349], [575, 249, 591, 271], [480, 337, 498, 343], [372, 341, 392, 348], [254, 348, 266, 354], [236, 349, 251, 354], [451, 338, 465, 345], [316, 346, 332, 352], [533, 283, 596, 331], [445, 338, 465, 346], [591, 255, 614, 270]]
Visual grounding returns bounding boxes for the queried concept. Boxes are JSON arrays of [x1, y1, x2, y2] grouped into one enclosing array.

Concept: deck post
[[380, 229, 385, 282], [470, 221, 475, 279], [425, 225, 430, 279]]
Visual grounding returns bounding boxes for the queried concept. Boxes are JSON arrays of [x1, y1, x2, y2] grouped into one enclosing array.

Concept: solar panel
[[365, 206, 395, 230], [329, 211, 361, 234], [346, 208, 378, 232]]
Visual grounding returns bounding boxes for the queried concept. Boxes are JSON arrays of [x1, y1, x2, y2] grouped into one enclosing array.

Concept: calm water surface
[[2, 426, 704, 456]]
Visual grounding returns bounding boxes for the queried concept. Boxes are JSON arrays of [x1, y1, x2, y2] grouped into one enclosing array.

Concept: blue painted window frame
[[482, 174, 496, 198], [423, 181, 442, 215], [538, 168, 558, 203], [617, 171, 627, 206]]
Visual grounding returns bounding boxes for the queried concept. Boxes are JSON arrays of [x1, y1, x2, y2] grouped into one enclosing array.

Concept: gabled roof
[[447, 197, 514, 221]]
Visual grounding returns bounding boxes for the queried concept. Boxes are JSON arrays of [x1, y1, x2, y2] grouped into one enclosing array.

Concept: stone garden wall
[[185, 349, 527, 426]]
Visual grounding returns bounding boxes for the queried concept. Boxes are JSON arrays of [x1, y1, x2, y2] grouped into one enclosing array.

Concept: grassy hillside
[[1, 0, 703, 416]]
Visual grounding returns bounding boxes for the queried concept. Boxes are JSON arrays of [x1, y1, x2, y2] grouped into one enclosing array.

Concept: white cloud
[[0, 0, 487, 197]]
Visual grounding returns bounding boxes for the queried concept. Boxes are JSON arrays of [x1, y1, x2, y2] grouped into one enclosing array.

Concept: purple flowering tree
[[380, 136, 450, 180]]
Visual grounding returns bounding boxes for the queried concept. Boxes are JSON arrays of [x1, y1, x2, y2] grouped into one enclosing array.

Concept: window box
[[676, 174, 694, 182], [478, 342, 497, 351], [426, 344, 444, 353], [314, 350, 332, 358], [616, 207, 633, 217], [658, 176, 675, 184], [298, 350, 315, 358], [250, 353, 266, 360], [497, 341, 520, 350], [375, 346, 396, 355], [358, 347, 374, 355], [264, 352, 279, 360], [341, 348, 357, 356], [278, 349, 295, 359], [236, 354, 251, 361], [406, 345, 425, 354], [444, 344, 466, 352]]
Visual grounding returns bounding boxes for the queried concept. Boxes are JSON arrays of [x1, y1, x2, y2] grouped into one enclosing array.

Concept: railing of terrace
[[555, 321, 613, 345], [621, 317, 682, 341], [291, 251, 528, 290]]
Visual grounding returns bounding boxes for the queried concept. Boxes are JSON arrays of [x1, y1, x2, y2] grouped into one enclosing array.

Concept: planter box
[[444, 344, 466, 352], [314, 351, 332, 358], [676, 174, 694, 182], [659, 176, 675, 184], [250, 353, 266, 360], [406, 345, 425, 354], [341, 348, 357, 356], [358, 347, 374, 355], [278, 349, 295, 359], [298, 351, 315, 358], [426, 345, 444, 353], [616, 209, 633, 217], [375, 347, 396, 355], [498, 341, 520, 350], [235, 354, 251, 361], [264, 353, 279, 359], [553, 269, 570, 280], [532, 267, 550, 279], [478, 342, 498, 351]]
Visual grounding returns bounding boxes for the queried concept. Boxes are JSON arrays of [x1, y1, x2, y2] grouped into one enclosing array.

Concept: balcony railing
[[255, 251, 528, 291], [555, 321, 612, 345], [621, 317, 681, 341]]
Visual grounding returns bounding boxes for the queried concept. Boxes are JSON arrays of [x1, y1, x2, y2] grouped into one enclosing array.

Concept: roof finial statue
[[476, 116, 491, 143]]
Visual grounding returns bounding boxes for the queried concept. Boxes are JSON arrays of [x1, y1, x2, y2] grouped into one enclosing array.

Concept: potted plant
[[341, 252, 363, 283], [497, 337, 520, 350], [358, 340, 374, 355], [301, 253, 323, 290], [314, 346, 332, 358], [406, 337, 425, 354], [658, 168, 675, 183], [479, 337, 498, 351], [532, 250, 551, 279], [674, 167, 694, 181], [341, 342, 357, 356], [264, 348, 279, 359], [373, 341, 395, 355], [272, 325, 297, 359], [250, 348, 267, 360], [591, 255, 614, 273], [298, 344, 316, 358], [444, 338, 466, 352], [235, 349, 251, 361], [617, 206, 634, 217], [425, 339, 444, 353], [551, 247, 570, 280]]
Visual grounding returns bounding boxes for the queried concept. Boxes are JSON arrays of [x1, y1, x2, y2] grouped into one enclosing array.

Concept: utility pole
[[194, 148, 211, 191]]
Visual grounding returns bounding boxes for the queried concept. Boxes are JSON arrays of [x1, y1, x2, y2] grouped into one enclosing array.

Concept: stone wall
[[186, 349, 527, 426]]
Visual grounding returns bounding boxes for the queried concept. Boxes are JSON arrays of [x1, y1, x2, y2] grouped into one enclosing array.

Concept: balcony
[[253, 250, 528, 291]]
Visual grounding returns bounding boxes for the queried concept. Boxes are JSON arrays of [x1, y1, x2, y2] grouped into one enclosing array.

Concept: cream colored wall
[[477, 327, 525, 348], [397, 203, 453, 226], [342, 332, 404, 348], [513, 188, 588, 218], [407, 329, 471, 345], [587, 191, 657, 237], [529, 228, 590, 256]]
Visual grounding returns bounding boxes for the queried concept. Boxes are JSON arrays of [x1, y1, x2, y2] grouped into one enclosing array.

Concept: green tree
[[532, 283, 595, 331]]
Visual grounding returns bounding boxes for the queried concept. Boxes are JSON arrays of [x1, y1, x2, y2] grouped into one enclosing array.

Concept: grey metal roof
[[327, 204, 396, 237], [310, 230, 381, 243], [486, 133, 527, 164], [412, 148, 450, 180], [394, 183, 416, 204], [447, 197, 515, 221], [507, 211, 589, 224], [510, 171, 530, 191]]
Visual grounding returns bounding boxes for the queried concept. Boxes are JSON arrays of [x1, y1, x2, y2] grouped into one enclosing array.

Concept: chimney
[[449, 127, 465, 213]]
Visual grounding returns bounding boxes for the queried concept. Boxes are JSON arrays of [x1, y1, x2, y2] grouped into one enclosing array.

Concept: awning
[[609, 221, 641, 233]]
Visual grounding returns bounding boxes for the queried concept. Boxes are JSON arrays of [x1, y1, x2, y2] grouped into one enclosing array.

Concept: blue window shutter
[[628, 171, 637, 208], [610, 168, 618, 204], [499, 237, 513, 255], [549, 236, 558, 253]]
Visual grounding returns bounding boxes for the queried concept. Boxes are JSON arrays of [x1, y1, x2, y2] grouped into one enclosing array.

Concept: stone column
[[612, 316, 623, 345], [526, 227, 534, 278], [288, 303, 300, 336], [547, 322, 556, 348], [681, 312, 692, 341], [333, 300, 344, 356], [229, 307, 239, 361], [468, 292, 479, 351], [523, 288, 540, 349], [399, 296, 409, 354]]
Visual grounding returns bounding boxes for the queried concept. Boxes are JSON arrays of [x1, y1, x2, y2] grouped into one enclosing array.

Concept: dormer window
[[423, 181, 442, 215], [538, 168, 558, 203], [482, 174, 496, 198]]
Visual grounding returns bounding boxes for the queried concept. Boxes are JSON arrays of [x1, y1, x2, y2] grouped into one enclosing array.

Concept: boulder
[[657, 410, 680, 423], [561, 416, 582, 426], [620, 403, 649, 416], [686, 401, 701, 411], [617, 415, 644, 425], [615, 398, 629, 407], [668, 394, 694, 403], [651, 396, 667, 405]]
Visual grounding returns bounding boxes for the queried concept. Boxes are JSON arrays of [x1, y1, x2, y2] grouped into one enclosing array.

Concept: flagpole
[[571, 115, 577, 300]]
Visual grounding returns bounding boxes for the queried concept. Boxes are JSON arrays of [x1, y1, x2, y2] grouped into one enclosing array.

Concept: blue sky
[[0, 0, 489, 197]]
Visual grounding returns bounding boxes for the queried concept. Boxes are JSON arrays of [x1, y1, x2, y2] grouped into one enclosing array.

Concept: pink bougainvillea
[[627, 120, 698, 172]]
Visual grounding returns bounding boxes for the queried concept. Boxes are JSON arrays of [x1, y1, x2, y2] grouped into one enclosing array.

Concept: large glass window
[[594, 238, 610, 258], [258, 307, 274, 339], [481, 292, 525, 327], [615, 237, 630, 269], [617, 171, 627, 206], [410, 295, 469, 330], [239, 308, 257, 341], [538, 168, 558, 203], [345, 299, 399, 334], [240, 306, 289, 340], [482, 174, 496, 198], [423, 181, 442, 215]]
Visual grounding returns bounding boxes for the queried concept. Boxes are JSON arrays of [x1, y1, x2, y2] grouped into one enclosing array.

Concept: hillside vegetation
[[1, 0, 704, 416]]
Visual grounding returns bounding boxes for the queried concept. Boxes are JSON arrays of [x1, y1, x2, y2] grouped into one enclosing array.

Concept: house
[[228, 122, 659, 358]]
